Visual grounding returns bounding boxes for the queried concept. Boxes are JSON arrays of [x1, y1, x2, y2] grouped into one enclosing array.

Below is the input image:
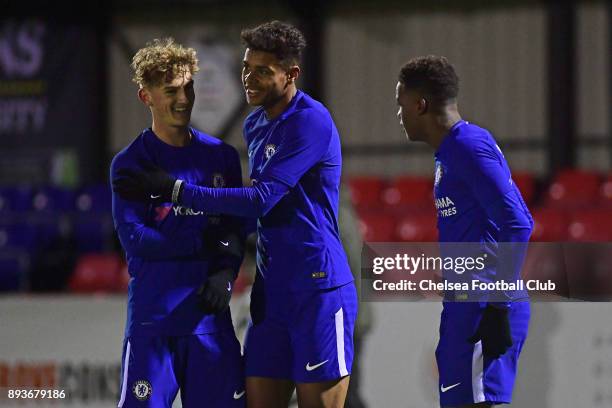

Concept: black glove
[[197, 268, 234, 315], [469, 304, 513, 359], [112, 162, 177, 203]]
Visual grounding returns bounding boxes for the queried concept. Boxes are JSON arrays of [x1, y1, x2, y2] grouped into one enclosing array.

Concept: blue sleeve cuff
[[180, 183, 198, 210]]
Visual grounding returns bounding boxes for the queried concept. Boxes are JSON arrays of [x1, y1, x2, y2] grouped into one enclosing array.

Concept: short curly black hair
[[240, 20, 307, 68], [398, 55, 459, 106]]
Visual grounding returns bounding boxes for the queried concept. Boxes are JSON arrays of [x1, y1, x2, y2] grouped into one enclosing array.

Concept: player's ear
[[286, 65, 300, 84], [138, 87, 152, 106], [417, 97, 428, 115]]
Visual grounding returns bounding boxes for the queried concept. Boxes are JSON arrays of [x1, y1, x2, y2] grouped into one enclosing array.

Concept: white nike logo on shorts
[[440, 382, 461, 393], [305, 360, 329, 371], [150, 194, 161, 199], [233, 390, 245, 399], [220, 241, 229, 247]]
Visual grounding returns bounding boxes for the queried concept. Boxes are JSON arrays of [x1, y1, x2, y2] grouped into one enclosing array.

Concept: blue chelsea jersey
[[110, 128, 243, 337], [243, 90, 353, 292], [434, 120, 532, 243], [433, 120, 533, 303]]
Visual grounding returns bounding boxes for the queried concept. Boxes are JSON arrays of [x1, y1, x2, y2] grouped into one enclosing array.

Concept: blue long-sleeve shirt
[[110, 128, 244, 337]]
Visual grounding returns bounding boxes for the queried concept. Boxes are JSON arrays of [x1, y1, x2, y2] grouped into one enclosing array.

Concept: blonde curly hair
[[131, 38, 199, 88]]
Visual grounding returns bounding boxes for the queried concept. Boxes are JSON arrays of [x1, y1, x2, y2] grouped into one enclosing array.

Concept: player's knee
[[296, 377, 350, 408], [246, 377, 294, 408]]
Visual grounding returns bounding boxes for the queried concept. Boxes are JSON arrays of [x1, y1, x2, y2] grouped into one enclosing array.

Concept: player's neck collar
[[435, 120, 467, 154], [265, 89, 303, 122], [449, 119, 467, 132]]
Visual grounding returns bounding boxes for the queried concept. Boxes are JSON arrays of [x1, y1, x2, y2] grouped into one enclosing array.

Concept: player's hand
[[197, 268, 234, 314], [468, 304, 513, 359], [112, 162, 177, 203]]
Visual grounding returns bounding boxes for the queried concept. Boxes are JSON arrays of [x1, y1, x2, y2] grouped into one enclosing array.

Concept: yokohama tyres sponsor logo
[[435, 196, 457, 218]]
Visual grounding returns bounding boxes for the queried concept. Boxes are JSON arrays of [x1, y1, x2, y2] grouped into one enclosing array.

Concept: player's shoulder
[[283, 91, 333, 129], [293, 91, 331, 118], [110, 129, 151, 170], [190, 127, 223, 146], [190, 127, 240, 160], [451, 122, 496, 154]]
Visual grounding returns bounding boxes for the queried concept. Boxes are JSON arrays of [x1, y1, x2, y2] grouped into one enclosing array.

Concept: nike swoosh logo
[[440, 382, 461, 392], [220, 241, 229, 247], [227, 282, 232, 292], [150, 194, 161, 199], [233, 391, 245, 399], [305, 360, 329, 371]]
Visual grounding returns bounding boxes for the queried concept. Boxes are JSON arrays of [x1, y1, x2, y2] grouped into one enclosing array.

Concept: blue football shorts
[[436, 301, 530, 406], [244, 281, 358, 383], [117, 329, 245, 408]]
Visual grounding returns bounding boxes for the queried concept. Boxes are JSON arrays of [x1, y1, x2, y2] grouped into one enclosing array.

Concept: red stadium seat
[[68, 253, 123, 293], [511, 172, 536, 206], [382, 176, 433, 210], [564, 241, 612, 300], [544, 169, 601, 208], [521, 244, 569, 298], [395, 210, 438, 242], [116, 261, 130, 292], [567, 209, 612, 242], [600, 173, 612, 208], [531, 208, 569, 241], [347, 176, 386, 210], [357, 212, 396, 242]]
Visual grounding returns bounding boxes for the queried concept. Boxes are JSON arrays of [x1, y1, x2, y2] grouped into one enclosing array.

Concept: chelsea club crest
[[132, 380, 152, 401], [264, 144, 277, 160], [212, 173, 226, 188], [434, 161, 444, 186]]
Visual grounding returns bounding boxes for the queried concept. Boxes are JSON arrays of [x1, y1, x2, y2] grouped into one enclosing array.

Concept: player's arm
[[181, 109, 331, 216], [453, 137, 533, 300], [110, 157, 203, 260], [454, 137, 532, 358], [197, 147, 247, 314], [113, 110, 332, 218], [207, 147, 247, 276]]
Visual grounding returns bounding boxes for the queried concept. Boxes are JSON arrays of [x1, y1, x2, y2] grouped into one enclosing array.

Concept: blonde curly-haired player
[[111, 38, 246, 408]]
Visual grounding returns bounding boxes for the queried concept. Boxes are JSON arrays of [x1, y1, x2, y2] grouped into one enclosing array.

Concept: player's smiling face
[[140, 66, 195, 129], [396, 82, 425, 142], [242, 48, 293, 109]]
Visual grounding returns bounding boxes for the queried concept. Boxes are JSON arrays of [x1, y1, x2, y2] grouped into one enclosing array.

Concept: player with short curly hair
[[396, 55, 532, 408], [398, 55, 459, 109], [240, 20, 306, 67], [113, 22, 357, 408], [111, 38, 246, 408], [131, 37, 199, 88]]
